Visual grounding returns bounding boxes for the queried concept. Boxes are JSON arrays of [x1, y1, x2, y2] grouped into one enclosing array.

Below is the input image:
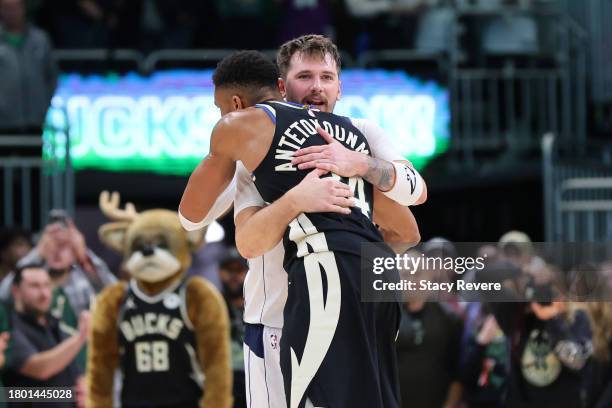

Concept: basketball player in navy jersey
[[180, 50, 426, 408]]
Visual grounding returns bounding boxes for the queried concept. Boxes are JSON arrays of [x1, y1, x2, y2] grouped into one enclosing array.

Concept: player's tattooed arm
[[292, 127, 396, 191], [363, 156, 395, 192]]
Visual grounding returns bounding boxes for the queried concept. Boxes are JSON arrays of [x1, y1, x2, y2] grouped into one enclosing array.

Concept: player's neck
[[255, 90, 282, 105]]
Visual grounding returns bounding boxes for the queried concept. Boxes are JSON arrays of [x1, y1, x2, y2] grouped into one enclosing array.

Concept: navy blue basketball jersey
[[252, 101, 383, 266], [117, 278, 202, 407]]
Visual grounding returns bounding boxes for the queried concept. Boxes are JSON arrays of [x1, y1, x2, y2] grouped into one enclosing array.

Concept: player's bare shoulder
[[214, 108, 272, 145], [212, 106, 275, 169]]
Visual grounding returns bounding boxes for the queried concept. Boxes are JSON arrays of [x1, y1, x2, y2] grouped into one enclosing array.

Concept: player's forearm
[[374, 191, 421, 252], [21, 334, 85, 380], [179, 156, 234, 223], [236, 193, 300, 259], [361, 156, 396, 192], [179, 178, 236, 231]]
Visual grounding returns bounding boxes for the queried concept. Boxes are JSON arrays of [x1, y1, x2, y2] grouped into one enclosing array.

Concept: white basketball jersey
[[234, 162, 288, 329]]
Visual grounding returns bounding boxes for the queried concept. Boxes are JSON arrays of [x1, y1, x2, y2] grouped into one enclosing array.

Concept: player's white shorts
[[244, 323, 286, 408]]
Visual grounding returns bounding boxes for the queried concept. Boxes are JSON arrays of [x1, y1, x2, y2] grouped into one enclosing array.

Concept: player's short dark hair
[[277, 34, 341, 78], [213, 50, 279, 102], [13, 261, 47, 286]]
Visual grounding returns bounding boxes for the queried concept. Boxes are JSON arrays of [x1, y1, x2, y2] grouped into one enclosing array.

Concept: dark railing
[[542, 134, 612, 243]]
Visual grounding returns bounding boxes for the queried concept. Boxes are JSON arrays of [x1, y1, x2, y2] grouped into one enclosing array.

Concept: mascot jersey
[[118, 278, 203, 408]]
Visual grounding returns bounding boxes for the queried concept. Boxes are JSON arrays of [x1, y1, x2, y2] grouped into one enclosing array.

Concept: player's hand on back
[[292, 127, 368, 178], [287, 168, 355, 215]]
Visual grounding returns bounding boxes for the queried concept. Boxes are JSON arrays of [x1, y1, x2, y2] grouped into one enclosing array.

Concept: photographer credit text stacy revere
[[372, 279, 502, 293]]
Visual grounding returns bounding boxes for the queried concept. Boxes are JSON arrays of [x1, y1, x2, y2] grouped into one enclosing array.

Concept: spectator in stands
[[0, 0, 57, 133], [460, 244, 500, 289], [490, 271, 592, 408], [461, 303, 509, 407], [0, 213, 116, 316], [219, 247, 248, 407], [586, 301, 612, 408], [277, 0, 334, 45], [4, 262, 88, 407], [0, 227, 31, 281], [396, 250, 464, 408], [422, 237, 465, 314], [498, 230, 546, 277], [344, 0, 435, 54], [139, 0, 199, 51], [49, 0, 111, 48], [211, 0, 277, 49]]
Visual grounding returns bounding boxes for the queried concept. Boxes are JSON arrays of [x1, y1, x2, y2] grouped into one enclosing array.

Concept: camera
[[48, 209, 69, 227], [523, 276, 557, 306]]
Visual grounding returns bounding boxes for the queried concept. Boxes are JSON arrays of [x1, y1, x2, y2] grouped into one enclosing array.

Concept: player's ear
[[278, 77, 287, 98], [232, 95, 243, 111], [337, 78, 342, 101]]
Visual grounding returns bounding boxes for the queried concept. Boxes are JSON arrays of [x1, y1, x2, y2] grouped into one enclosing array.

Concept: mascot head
[[98, 191, 208, 290]]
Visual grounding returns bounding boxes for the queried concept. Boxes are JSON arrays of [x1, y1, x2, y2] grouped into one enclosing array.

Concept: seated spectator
[[4, 262, 88, 408], [0, 227, 31, 281], [219, 247, 248, 407], [0, 213, 116, 317], [0, 0, 57, 133]]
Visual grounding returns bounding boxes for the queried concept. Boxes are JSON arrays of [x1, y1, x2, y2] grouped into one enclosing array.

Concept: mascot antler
[[99, 191, 138, 221]]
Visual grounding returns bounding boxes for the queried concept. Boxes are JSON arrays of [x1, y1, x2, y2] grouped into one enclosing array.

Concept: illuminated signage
[[44, 70, 449, 175]]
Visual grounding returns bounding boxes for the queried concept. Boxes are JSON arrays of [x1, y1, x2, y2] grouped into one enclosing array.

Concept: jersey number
[[135, 341, 169, 372], [331, 174, 370, 218]]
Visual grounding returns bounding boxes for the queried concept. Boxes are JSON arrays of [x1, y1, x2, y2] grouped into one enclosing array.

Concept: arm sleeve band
[[178, 177, 236, 231], [382, 161, 425, 206], [233, 161, 266, 220]]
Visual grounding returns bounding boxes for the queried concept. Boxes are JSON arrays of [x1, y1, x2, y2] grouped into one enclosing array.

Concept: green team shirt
[[50, 288, 87, 370]]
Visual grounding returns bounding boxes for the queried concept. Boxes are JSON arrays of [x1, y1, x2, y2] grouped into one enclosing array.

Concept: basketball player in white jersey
[[179, 36, 426, 407]]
